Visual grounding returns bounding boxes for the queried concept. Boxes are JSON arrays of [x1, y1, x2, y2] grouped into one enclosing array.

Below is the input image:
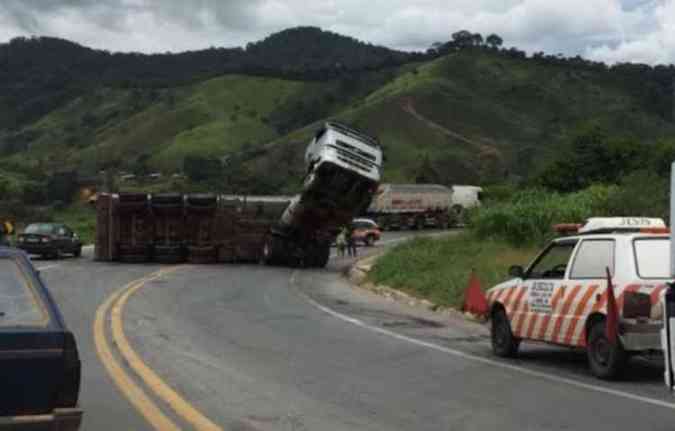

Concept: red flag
[[463, 270, 489, 316], [605, 267, 619, 345]]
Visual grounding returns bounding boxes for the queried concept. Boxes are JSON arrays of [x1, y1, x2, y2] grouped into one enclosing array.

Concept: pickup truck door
[[516, 239, 578, 342], [561, 239, 616, 346]]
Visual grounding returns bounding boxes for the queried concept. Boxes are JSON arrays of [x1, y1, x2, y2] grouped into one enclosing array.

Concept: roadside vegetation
[[369, 233, 538, 308], [370, 125, 672, 307]]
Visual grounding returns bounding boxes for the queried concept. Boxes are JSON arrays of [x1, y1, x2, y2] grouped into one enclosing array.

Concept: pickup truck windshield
[[633, 238, 670, 279], [0, 258, 47, 326]]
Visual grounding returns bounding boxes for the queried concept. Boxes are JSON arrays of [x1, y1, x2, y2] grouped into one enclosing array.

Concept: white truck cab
[[304, 122, 382, 185], [489, 217, 670, 379]]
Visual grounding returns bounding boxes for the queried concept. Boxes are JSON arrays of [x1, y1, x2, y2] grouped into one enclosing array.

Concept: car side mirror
[[508, 265, 524, 278]]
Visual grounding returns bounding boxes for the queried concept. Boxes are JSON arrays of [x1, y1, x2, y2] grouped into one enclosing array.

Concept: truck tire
[[491, 308, 520, 357], [587, 320, 627, 380]]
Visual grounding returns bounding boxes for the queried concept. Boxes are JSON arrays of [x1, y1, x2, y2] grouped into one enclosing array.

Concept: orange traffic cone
[[605, 267, 619, 345], [463, 270, 489, 317]]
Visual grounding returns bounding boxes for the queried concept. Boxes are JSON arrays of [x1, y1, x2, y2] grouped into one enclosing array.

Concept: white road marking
[[36, 264, 60, 271], [292, 272, 675, 411]]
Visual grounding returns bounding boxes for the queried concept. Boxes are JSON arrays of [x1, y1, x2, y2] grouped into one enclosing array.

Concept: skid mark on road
[[292, 272, 675, 411]]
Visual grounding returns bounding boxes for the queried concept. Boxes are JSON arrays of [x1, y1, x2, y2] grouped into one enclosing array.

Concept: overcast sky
[[0, 0, 672, 65]]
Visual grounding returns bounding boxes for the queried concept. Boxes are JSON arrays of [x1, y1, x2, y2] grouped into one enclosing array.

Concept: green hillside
[[2, 28, 675, 203], [252, 50, 675, 189]]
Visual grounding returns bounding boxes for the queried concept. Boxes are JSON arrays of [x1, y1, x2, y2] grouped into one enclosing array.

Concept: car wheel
[[74, 246, 82, 258], [364, 234, 375, 247], [587, 320, 627, 380], [491, 308, 520, 357]]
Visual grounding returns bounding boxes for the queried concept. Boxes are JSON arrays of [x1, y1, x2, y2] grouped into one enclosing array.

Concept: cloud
[[0, 0, 672, 64], [585, 0, 675, 64]]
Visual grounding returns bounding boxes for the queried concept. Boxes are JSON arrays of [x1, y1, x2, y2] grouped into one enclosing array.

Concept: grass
[[50, 203, 97, 245], [369, 232, 539, 309]]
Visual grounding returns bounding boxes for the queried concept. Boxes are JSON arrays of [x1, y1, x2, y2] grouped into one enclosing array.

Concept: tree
[[471, 33, 484, 46], [414, 155, 441, 184], [451, 30, 474, 48], [486, 34, 503, 48], [535, 125, 646, 192], [184, 155, 221, 182], [428, 42, 444, 55]]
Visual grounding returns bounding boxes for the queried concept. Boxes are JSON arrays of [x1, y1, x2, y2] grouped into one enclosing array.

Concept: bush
[[470, 185, 615, 245], [601, 170, 669, 221]]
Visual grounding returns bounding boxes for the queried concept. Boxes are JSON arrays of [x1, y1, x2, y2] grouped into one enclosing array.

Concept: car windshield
[[633, 238, 670, 279], [0, 258, 47, 326], [24, 224, 56, 235]]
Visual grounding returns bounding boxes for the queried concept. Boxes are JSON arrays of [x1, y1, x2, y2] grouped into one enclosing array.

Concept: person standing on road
[[347, 226, 358, 257], [336, 228, 347, 257]]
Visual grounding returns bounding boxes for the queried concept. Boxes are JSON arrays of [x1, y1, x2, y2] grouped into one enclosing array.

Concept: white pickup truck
[[489, 217, 669, 379]]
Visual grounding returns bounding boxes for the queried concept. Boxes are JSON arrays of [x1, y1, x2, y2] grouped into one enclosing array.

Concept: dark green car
[[17, 223, 83, 259]]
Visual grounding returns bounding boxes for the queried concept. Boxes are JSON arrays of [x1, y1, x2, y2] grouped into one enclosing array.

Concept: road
[[34, 231, 675, 431]]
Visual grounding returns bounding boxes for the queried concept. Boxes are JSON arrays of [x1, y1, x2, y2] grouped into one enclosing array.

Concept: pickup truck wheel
[[491, 309, 520, 357], [587, 321, 627, 380]]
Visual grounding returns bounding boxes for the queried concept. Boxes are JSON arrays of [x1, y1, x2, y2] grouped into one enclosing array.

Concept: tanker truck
[[261, 122, 383, 267]]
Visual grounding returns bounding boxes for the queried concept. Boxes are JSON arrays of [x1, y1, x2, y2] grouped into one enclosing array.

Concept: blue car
[[0, 247, 82, 430]]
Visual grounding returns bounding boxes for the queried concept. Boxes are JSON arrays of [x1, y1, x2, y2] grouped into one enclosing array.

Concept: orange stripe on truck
[[525, 312, 539, 339], [536, 286, 566, 340], [509, 287, 527, 314], [508, 287, 528, 336], [650, 285, 666, 305], [550, 285, 583, 344], [501, 287, 517, 312], [514, 303, 530, 337], [562, 285, 599, 345]]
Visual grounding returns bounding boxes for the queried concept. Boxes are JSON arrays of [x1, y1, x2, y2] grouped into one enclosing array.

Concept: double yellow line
[[93, 267, 222, 431]]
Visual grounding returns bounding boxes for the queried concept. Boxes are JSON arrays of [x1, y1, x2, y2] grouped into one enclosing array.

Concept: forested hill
[[2, 26, 675, 204], [0, 27, 419, 128]]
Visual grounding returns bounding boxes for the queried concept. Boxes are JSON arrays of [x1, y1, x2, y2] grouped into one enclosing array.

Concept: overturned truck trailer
[[95, 194, 291, 264], [95, 122, 383, 268]]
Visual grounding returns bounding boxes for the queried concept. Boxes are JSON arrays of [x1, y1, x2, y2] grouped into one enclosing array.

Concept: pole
[[665, 161, 675, 392]]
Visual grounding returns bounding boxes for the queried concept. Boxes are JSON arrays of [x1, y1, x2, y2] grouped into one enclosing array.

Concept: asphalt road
[[34, 231, 675, 431]]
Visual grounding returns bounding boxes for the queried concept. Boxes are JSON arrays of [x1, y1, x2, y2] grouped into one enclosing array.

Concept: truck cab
[[304, 122, 382, 186]]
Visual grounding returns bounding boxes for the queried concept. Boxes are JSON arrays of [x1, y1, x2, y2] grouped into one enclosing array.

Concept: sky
[[0, 0, 673, 65]]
